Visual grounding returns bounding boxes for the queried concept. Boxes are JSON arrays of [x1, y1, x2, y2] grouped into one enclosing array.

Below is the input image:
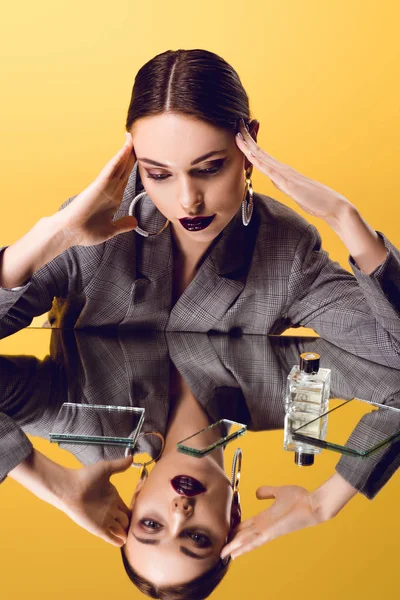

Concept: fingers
[[106, 455, 133, 475], [256, 486, 277, 500], [229, 531, 267, 559], [99, 135, 136, 182], [114, 133, 137, 180], [103, 532, 126, 547], [234, 519, 254, 533], [107, 520, 128, 545], [114, 509, 130, 530], [236, 122, 293, 174], [119, 147, 137, 183], [112, 216, 138, 235], [221, 528, 267, 560]]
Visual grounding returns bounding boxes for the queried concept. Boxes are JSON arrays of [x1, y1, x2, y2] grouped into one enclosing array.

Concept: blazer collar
[[114, 161, 259, 331], [124, 160, 258, 279]]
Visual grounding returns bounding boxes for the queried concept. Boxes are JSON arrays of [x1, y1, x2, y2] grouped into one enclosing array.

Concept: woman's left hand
[[59, 455, 133, 547], [236, 119, 354, 224], [220, 484, 325, 561]]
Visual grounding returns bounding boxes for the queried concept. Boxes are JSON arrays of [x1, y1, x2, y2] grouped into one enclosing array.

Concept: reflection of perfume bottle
[[284, 352, 331, 466]]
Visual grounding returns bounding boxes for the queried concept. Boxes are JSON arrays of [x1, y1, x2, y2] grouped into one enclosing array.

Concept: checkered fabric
[[0, 160, 399, 370]]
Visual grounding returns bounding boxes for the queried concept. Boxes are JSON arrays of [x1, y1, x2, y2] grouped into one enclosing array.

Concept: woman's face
[[123, 451, 234, 586], [129, 113, 251, 246]]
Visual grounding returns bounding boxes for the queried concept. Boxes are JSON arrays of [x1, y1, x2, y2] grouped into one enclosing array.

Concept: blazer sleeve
[[285, 224, 400, 369], [334, 400, 400, 500], [0, 413, 34, 484], [0, 353, 68, 483], [0, 196, 105, 339]]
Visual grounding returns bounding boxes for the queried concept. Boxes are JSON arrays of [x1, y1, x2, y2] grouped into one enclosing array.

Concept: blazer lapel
[[120, 196, 174, 329], [81, 159, 259, 331], [167, 208, 258, 332]]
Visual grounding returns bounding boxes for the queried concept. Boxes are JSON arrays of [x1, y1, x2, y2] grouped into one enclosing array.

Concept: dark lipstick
[[171, 475, 207, 496], [178, 215, 215, 232]]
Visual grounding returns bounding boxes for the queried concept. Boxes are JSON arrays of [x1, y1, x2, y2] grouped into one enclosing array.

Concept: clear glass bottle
[[283, 352, 331, 466]]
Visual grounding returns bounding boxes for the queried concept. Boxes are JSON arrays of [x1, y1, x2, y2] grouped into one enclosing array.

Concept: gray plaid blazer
[[1, 331, 399, 500], [0, 160, 400, 369]]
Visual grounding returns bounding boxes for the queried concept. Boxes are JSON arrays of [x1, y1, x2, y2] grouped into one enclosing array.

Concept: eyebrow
[[132, 533, 213, 560], [137, 150, 228, 168]]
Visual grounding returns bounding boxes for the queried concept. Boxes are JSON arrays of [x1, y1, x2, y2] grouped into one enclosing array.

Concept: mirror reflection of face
[[123, 452, 233, 586], [129, 112, 247, 245]]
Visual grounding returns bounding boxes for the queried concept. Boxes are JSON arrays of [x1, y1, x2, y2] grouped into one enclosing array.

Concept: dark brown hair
[[125, 48, 252, 137], [120, 546, 230, 600], [121, 48, 247, 597]]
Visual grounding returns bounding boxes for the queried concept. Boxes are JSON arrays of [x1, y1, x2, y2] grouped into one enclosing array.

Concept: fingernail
[[236, 132, 244, 140]]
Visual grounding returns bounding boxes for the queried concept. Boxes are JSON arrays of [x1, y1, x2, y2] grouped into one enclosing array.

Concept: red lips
[[171, 475, 207, 496]]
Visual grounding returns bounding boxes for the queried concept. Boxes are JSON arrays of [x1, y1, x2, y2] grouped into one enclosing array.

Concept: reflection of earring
[[241, 168, 254, 226], [125, 431, 165, 480], [230, 448, 242, 533], [231, 448, 242, 503], [128, 191, 170, 237]]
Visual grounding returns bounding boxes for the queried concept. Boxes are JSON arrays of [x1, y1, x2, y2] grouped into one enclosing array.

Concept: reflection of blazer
[[1, 331, 399, 500], [0, 160, 399, 367]]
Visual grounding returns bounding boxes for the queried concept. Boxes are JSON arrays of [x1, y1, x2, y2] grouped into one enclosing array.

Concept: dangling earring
[[241, 168, 254, 226], [128, 191, 170, 238], [231, 448, 242, 504], [125, 431, 165, 478], [230, 448, 242, 532]]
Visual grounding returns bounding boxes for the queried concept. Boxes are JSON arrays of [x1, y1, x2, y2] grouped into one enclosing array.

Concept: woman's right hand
[[60, 132, 138, 246]]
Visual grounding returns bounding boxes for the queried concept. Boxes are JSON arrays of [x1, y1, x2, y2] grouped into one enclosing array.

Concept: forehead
[[131, 112, 224, 136], [131, 113, 231, 160], [124, 537, 216, 585]]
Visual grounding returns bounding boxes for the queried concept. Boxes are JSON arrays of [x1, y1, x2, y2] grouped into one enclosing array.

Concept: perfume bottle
[[284, 352, 331, 466]]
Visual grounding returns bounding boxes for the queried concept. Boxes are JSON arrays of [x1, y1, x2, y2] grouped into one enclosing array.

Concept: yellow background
[[0, 1, 399, 598]]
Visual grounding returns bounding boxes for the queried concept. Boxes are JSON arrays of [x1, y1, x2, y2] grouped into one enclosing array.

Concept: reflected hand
[[220, 484, 323, 561], [60, 455, 132, 547], [60, 133, 138, 246], [236, 119, 354, 223]]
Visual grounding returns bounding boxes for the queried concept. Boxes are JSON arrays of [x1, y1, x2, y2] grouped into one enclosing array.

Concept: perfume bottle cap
[[294, 451, 315, 466], [299, 352, 320, 374]]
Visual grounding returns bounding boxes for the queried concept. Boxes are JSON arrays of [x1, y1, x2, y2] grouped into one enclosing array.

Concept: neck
[[162, 365, 224, 468], [171, 223, 213, 270]]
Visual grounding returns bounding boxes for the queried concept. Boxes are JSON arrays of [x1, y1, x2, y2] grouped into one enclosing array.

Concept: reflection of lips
[[179, 215, 215, 231], [171, 475, 207, 496]]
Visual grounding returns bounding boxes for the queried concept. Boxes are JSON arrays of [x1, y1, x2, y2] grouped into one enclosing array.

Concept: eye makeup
[[144, 158, 227, 181], [137, 519, 213, 548]]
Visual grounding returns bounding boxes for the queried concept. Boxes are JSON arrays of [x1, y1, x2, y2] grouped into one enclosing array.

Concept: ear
[[249, 119, 260, 140], [129, 473, 147, 510], [244, 119, 260, 172], [230, 491, 242, 534]]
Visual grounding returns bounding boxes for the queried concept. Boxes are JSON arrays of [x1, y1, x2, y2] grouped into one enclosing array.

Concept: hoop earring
[[241, 168, 254, 226], [231, 448, 242, 502], [230, 448, 242, 536], [125, 431, 165, 480], [128, 191, 170, 238]]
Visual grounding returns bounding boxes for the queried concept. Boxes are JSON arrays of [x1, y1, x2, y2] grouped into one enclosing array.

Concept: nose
[[172, 496, 195, 518], [178, 187, 204, 216], [179, 198, 204, 216]]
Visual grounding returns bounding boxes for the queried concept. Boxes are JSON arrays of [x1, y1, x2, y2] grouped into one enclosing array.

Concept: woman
[[0, 49, 399, 368], [4, 329, 399, 598]]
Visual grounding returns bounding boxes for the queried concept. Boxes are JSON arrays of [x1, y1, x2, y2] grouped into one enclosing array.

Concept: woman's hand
[[59, 455, 133, 547], [236, 119, 389, 273], [59, 133, 138, 246], [220, 484, 325, 561], [236, 119, 354, 225]]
